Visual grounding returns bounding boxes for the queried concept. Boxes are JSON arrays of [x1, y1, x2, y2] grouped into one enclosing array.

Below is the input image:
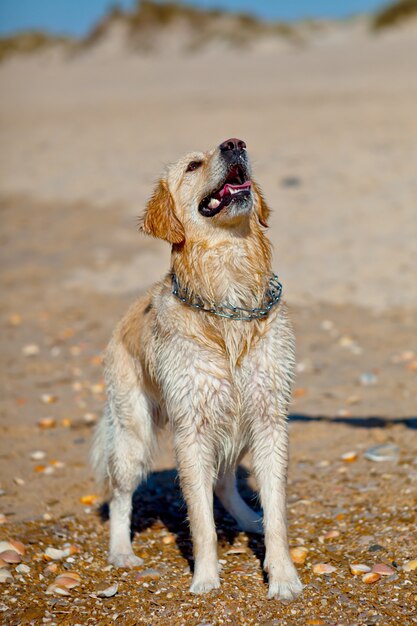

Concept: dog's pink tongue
[[219, 181, 252, 198]]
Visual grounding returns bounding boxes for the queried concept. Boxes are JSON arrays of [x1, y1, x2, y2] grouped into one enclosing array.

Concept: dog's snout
[[219, 138, 247, 154]]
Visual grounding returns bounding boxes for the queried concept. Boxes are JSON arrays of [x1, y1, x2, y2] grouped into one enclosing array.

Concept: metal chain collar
[[172, 273, 282, 321]]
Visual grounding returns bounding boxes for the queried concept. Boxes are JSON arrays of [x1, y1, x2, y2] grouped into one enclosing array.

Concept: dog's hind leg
[[92, 376, 157, 568], [215, 469, 263, 535]]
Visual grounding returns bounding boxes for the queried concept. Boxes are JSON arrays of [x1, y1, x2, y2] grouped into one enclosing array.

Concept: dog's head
[[142, 139, 270, 245]]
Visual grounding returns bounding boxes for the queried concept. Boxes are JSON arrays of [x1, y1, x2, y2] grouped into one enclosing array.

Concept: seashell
[[0, 569, 13, 583], [0, 540, 25, 556], [84, 413, 97, 425], [80, 494, 98, 506], [403, 559, 417, 572], [22, 344, 40, 357], [61, 571, 81, 581], [43, 547, 71, 561], [362, 572, 380, 584], [10, 540, 25, 554], [161, 534, 176, 545], [40, 394, 58, 404], [312, 563, 336, 575], [364, 444, 399, 463], [30, 450, 46, 461], [225, 547, 249, 555], [0, 550, 21, 564], [46, 583, 71, 596], [55, 575, 80, 589], [15, 564, 30, 574], [95, 581, 118, 597], [290, 546, 309, 564], [44, 563, 58, 574], [372, 563, 395, 576], [340, 451, 358, 462], [349, 563, 371, 575], [323, 530, 340, 540], [37, 418, 56, 429]]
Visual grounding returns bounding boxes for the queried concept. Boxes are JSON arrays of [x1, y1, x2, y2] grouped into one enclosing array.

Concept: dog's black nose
[[219, 138, 247, 153]]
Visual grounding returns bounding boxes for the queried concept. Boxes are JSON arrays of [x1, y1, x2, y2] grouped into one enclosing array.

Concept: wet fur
[[92, 143, 303, 600]]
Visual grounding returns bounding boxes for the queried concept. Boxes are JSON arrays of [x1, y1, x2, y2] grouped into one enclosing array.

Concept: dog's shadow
[[99, 466, 265, 572]]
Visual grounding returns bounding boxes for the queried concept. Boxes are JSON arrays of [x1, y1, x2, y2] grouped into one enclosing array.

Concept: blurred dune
[[0, 0, 416, 311]]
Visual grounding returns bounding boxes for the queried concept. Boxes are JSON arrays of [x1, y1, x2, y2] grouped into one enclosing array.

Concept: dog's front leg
[[252, 419, 303, 601], [174, 428, 219, 594]]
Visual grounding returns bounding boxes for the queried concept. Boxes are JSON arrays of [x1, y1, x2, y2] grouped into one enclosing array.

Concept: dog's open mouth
[[199, 165, 252, 217]]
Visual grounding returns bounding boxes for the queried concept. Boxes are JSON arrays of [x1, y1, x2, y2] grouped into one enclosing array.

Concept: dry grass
[[372, 0, 417, 29], [0, 31, 72, 63], [83, 0, 297, 52]]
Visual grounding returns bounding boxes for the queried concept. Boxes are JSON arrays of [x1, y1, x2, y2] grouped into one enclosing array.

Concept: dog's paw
[[108, 552, 143, 568], [267, 573, 303, 601], [190, 576, 220, 594]]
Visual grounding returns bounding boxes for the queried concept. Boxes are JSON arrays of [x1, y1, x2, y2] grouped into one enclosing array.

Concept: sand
[[0, 21, 416, 625]]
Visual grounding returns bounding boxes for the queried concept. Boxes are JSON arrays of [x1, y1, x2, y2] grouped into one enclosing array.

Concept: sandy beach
[[0, 12, 416, 624]]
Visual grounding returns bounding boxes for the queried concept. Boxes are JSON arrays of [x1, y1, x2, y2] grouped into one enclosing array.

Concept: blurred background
[[1, 0, 417, 507]]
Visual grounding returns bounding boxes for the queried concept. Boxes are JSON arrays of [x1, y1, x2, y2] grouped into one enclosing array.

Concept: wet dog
[[92, 138, 303, 600]]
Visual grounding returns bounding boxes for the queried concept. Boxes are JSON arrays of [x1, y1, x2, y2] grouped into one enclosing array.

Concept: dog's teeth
[[208, 198, 220, 209]]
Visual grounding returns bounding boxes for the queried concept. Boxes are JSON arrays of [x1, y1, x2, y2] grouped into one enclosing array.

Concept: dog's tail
[[90, 405, 112, 498]]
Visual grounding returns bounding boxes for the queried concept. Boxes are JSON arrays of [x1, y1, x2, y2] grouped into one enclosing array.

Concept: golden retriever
[[92, 138, 303, 600]]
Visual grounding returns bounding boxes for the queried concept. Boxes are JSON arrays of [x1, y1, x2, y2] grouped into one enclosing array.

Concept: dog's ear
[[252, 180, 270, 228], [141, 179, 185, 244]]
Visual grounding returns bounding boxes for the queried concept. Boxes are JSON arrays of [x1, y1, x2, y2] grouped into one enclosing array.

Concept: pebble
[[346, 395, 361, 406], [9, 313, 22, 326], [340, 451, 358, 462], [364, 444, 399, 462], [95, 581, 118, 597], [323, 530, 340, 540], [368, 544, 385, 552], [359, 372, 378, 386], [30, 450, 46, 461], [349, 563, 371, 575], [22, 344, 40, 357], [0, 569, 13, 583], [362, 572, 381, 584], [372, 563, 395, 576], [312, 563, 337, 575], [135, 568, 161, 582], [13, 477, 25, 486], [402, 559, 417, 572], [321, 320, 334, 331], [290, 547, 309, 564], [15, 563, 30, 574], [0, 515, 5, 525], [0, 550, 22, 564]]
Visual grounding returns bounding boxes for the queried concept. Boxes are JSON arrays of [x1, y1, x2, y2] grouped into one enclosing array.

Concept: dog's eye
[[186, 161, 203, 172]]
